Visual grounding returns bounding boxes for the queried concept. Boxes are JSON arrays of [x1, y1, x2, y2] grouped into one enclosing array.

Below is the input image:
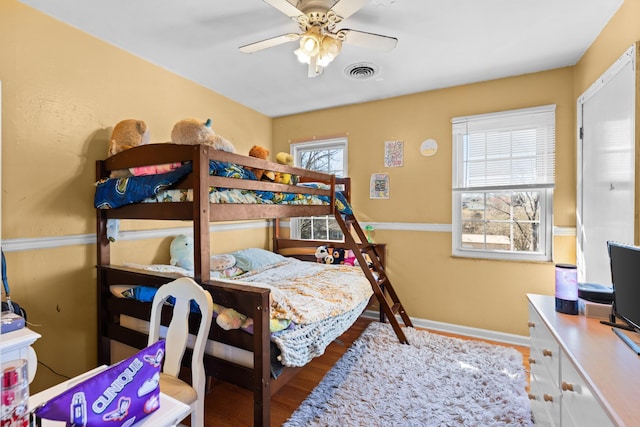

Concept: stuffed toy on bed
[[107, 119, 151, 178], [171, 118, 236, 153], [170, 234, 195, 270], [213, 303, 252, 330], [343, 249, 357, 266], [315, 246, 334, 264], [169, 234, 239, 273], [330, 248, 346, 264], [274, 152, 298, 185], [247, 145, 275, 181]]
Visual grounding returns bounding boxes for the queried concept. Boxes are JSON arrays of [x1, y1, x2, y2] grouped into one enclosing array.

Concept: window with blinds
[[451, 105, 556, 261], [291, 137, 348, 241]]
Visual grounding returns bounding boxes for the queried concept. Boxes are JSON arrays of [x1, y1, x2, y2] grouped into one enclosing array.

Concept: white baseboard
[[362, 309, 530, 348]]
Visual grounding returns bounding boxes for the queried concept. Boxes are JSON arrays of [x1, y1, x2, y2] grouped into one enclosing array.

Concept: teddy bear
[[247, 145, 275, 181], [171, 118, 235, 153], [329, 248, 346, 264], [274, 152, 298, 185], [107, 119, 151, 178]]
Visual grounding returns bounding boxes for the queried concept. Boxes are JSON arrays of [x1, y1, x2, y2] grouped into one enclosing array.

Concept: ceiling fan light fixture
[[294, 28, 321, 64], [294, 47, 311, 64], [295, 31, 343, 69], [301, 34, 321, 55], [319, 35, 342, 64]]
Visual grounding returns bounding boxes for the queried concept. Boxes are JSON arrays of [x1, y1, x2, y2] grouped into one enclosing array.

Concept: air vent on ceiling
[[345, 62, 379, 80]]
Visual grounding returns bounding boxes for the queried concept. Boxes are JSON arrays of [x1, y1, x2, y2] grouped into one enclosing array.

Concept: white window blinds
[[452, 105, 556, 191]]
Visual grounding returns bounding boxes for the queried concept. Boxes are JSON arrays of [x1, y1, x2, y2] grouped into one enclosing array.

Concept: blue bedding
[[94, 160, 352, 214]]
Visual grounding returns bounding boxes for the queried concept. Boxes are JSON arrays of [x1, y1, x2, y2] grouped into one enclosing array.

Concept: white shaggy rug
[[284, 322, 533, 427]]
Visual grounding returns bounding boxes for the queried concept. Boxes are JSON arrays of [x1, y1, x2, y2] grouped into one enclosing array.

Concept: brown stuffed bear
[[171, 118, 235, 153], [107, 119, 151, 178], [247, 145, 275, 181], [108, 119, 150, 156]]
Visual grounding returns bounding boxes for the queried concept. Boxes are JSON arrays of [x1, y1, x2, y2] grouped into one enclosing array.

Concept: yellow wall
[[1, 1, 271, 391], [2, 0, 639, 392], [574, 0, 640, 97], [274, 68, 575, 335]]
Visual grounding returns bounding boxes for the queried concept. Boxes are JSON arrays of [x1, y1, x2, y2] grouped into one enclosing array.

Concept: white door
[[577, 45, 636, 285]]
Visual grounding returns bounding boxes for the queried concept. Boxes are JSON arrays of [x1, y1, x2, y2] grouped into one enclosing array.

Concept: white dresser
[[527, 294, 640, 426], [0, 327, 40, 383]]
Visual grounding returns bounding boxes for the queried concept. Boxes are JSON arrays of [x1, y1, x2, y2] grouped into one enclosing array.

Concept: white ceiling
[[18, 0, 623, 118]]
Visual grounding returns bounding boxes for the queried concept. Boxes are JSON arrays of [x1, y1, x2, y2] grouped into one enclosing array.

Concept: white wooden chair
[[147, 277, 214, 427]]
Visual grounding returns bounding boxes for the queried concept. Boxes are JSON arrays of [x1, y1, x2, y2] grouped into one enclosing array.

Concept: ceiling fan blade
[[263, 0, 305, 18], [239, 33, 300, 53], [330, 0, 369, 20], [341, 29, 398, 52]]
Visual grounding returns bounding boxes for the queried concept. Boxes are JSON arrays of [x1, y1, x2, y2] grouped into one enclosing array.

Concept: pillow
[[229, 248, 287, 271], [210, 254, 236, 271]]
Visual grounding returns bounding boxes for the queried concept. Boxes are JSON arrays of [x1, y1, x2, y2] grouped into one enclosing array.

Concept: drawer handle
[[528, 357, 536, 364], [542, 349, 553, 357], [528, 393, 536, 400], [528, 321, 536, 328], [543, 394, 554, 402], [562, 381, 574, 392]]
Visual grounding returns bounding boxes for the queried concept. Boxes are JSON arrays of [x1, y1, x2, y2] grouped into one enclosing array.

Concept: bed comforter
[[94, 161, 352, 213], [116, 257, 372, 368]]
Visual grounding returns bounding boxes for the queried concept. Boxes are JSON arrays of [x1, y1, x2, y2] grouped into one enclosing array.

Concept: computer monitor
[[606, 241, 640, 354]]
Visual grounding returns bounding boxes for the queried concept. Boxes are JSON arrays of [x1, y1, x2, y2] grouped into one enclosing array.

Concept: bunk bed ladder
[[334, 211, 413, 344]]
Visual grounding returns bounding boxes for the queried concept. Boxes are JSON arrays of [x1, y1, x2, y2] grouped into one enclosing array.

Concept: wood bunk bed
[[95, 143, 411, 426]]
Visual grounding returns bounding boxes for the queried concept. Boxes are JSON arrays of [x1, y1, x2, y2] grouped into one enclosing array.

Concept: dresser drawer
[[560, 352, 614, 427], [529, 340, 559, 385], [529, 370, 560, 426], [528, 306, 560, 384]]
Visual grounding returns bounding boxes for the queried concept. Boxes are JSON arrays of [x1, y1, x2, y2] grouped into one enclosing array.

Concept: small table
[[29, 366, 190, 427]]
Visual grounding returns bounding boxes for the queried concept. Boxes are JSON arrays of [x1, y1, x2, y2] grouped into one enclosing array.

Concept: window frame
[[290, 137, 348, 240], [451, 105, 555, 262]]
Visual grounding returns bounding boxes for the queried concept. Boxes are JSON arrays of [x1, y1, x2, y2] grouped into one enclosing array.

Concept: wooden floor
[[202, 317, 530, 427]]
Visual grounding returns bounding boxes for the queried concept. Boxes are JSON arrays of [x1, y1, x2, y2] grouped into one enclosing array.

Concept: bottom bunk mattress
[[109, 250, 373, 372]]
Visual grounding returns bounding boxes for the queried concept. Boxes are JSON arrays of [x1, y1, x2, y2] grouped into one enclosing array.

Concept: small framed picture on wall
[[370, 173, 389, 199], [384, 140, 403, 167]]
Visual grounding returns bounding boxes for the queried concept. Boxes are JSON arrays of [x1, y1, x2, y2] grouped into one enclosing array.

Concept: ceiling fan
[[239, 0, 398, 78]]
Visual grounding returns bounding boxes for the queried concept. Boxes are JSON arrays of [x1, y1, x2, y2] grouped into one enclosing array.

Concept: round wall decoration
[[420, 139, 438, 156]]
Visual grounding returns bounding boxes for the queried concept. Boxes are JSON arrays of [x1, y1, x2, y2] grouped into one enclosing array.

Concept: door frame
[[576, 43, 638, 282]]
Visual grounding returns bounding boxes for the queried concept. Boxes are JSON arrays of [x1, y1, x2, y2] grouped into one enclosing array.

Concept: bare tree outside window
[[461, 191, 540, 252]]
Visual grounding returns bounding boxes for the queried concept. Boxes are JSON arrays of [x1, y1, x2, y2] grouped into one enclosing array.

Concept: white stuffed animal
[[170, 234, 194, 270]]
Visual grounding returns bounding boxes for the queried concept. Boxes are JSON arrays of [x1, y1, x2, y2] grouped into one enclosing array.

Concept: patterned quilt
[[218, 257, 372, 325], [94, 160, 353, 213]]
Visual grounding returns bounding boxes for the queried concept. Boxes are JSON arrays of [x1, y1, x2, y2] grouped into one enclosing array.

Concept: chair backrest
[[147, 277, 214, 394]]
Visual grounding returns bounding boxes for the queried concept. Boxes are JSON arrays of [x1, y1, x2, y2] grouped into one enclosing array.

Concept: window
[[291, 137, 348, 240], [452, 105, 555, 261]]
